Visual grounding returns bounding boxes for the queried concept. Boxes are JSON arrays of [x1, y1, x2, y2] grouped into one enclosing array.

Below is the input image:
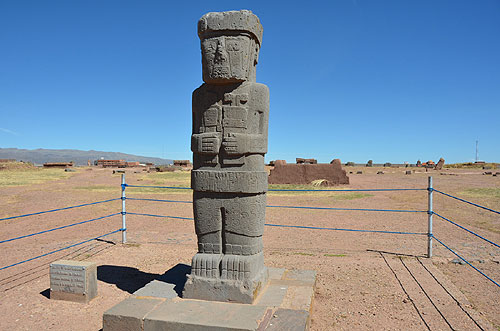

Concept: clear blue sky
[[1, 0, 499, 164]]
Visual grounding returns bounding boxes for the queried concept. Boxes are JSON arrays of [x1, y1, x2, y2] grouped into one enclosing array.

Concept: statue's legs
[[192, 191, 266, 281], [220, 193, 266, 281], [191, 191, 223, 278]]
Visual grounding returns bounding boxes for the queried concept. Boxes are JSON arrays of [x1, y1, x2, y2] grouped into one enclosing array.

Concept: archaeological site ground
[[0, 164, 499, 330]]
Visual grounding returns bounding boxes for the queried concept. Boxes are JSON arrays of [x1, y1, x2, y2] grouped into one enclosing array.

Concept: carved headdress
[[198, 10, 263, 45]]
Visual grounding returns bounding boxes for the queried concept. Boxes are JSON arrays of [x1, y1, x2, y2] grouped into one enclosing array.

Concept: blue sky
[[1, 0, 499, 164]]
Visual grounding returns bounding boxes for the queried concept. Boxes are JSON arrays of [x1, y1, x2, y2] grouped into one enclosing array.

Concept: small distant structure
[[95, 160, 127, 168], [421, 160, 435, 169], [173, 160, 192, 168], [43, 162, 74, 168], [126, 161, 140, 167], [416, 160, 422, 167], [269, 159, 349, 186], [296, 158, 317, 165]]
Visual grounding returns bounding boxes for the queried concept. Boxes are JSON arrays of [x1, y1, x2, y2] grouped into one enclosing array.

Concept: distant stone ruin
[[43, 162, 74, 168], [268, 159, 349, 186], [434, 158, 445, 170], [296, 158, 317, 164], [173, 160, 192, 168]]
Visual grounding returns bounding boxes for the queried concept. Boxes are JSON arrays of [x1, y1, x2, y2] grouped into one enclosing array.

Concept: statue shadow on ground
[[97, 263, 191, 297]]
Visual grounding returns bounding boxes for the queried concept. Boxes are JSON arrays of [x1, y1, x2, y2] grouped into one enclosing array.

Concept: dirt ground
[[0, 166, 499, 330]]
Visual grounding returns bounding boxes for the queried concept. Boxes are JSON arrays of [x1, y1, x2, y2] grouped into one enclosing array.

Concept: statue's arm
[[191, 87, 221, 155], [222, 84, 269, 155]]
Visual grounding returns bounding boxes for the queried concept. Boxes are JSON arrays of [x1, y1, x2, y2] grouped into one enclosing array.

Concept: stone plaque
[[50, 260, 97, 303]]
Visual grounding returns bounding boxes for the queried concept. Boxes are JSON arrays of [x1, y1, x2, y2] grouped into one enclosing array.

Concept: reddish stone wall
[[268, 160, 349, 186]]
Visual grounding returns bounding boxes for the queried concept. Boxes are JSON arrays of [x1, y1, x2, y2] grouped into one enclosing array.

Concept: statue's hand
[[222, 133, 247, 155], [192, 132, 221, 154]]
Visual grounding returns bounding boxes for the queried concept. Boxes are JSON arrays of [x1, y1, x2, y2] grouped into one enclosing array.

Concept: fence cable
[[0, 198, 121, 222], [432, 235, 500, 288], [0, 229, 123, 271], [433, 189, 500, 215], [125, 212, 425, 235], [125, 197, 425, 213], [0, 213, 120, 245], [433, 212, 500, 249], [124, 184, 426, 192]]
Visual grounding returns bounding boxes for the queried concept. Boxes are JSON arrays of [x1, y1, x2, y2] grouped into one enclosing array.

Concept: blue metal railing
[[0, 198, 121, 222], [123, 177, 499, 289], [0, 229, 122, 271], [2, 175, 499, 291]]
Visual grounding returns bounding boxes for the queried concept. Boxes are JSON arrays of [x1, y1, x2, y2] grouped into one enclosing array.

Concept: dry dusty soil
[[0, 166, 499, 330]]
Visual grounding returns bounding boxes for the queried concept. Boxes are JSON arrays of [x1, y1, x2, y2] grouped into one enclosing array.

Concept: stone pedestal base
[[183, 266, 268, 304], [103, 267, 316, 331]]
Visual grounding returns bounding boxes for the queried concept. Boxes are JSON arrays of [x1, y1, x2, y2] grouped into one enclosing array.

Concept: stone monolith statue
[[183, 10, 269, 304]]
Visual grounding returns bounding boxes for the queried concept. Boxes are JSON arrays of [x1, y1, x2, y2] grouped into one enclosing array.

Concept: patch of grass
[[268, 184, 372, 199], [444, 162, 498, 169], [142, 171, 191, 186], [324, 254, 346, 257], [124, 243, 141, 247], [74, 185, 116, 192], [459, 188, 500, 199], [0, 168, 74, 187], [328, 192, 373, 200], [293, 252, 315, 256]]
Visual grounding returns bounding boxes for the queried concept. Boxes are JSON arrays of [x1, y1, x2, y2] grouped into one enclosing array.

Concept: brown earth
[[0, 166, 499, 330]]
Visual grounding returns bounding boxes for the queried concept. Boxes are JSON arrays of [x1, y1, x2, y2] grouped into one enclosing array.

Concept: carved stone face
[[201, 33, 258, 84]]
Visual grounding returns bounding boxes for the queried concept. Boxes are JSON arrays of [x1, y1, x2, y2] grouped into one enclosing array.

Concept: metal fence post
[[427, 176, 433, 258], [121, 174, 127, 244]]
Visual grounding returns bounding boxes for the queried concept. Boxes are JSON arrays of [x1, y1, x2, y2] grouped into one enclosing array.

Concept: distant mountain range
[[0, 148, 173, 166]]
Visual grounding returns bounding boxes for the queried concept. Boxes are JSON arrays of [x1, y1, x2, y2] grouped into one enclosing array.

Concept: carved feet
[[191, 253, 221, 278], [191, 252, 264, 281]]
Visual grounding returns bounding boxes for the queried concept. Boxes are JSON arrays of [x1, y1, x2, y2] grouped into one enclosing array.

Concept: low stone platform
[[103, 267, 316, 331]]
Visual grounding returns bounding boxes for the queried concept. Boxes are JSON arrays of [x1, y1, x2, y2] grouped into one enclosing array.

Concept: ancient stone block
[[103, 297, 165, 331], [184, 10, 269, 304], [435, 158, 445, 170], [50, 260, 97, 303]]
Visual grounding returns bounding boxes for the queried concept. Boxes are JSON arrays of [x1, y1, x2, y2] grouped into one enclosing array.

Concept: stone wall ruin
[[268, 159, 349, 186]]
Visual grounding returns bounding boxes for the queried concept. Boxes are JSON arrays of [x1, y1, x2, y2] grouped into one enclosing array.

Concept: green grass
[[444, 162, 499, 169], [324, 254, 346, 257], [293, 252, 316, 256], [459, 188, 500, 199], [142, 171, 191, 185], [268, 184, 372, 199], [0, 168, 74, 187]]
